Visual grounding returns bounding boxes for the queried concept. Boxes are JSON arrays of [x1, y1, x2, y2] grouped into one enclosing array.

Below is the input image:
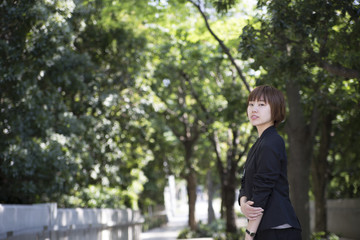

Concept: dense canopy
[[1, 0, 359, 239]]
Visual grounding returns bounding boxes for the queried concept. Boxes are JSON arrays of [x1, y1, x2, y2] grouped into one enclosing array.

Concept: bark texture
[[311, 113, 333, 232], [207, 170, 216, 224], [285, 82, 318, 240]]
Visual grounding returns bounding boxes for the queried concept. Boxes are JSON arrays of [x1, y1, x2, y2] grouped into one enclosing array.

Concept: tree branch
[[187, 0, 251, 92], [210, 130, 224, 173], [306, 46, 360, 79], [319, 61, 360, 79], [236, 134, 253, 164], [181, 71, 207, 112]]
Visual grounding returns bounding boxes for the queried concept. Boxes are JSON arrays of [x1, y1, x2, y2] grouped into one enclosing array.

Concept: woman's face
[[247, 99, 273, 129]]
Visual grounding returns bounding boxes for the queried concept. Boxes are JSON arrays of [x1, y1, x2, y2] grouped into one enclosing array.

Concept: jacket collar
[[259, 125, 276, 139]]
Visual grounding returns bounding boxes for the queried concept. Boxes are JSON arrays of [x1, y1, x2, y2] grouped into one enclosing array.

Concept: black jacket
[[239, 126, 301, 231]]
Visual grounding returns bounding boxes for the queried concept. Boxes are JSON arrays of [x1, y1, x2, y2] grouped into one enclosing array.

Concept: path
[[140, 214, 188, 240], [140, 198, 217, 240]]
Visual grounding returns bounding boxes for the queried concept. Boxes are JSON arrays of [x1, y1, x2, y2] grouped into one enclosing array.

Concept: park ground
[[141, 197, 247, 240]]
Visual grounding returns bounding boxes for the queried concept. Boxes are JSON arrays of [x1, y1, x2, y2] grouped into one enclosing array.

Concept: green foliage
[[0, 138, 78, 203], [328, 108, 360, 198], [64, 184, 137, 209], [0, 0, 150, 209], [210, 0, 239, 13], [142, 214, 168, 232], [311, 232, 339, 240], [1, 1, 359, 232], [238, 0, 360, 199], [177, 219, 245, 239]]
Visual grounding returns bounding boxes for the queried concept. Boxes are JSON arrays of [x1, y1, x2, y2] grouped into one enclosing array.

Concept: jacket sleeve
[[238, 169, 247, 205], [252, 142, 282, 209]]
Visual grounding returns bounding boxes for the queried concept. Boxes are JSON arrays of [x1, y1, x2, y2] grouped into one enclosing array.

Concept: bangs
[[247, 86, 269, 103]]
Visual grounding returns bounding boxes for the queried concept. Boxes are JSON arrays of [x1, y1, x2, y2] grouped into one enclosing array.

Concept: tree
[[184, 0, 257, 233], [237, 0, 360, 238], [149, 43, 204, 229], [328, 106, 360, 199], [0, 0, 94, 204], [0, 0, 150, 208], [187, 70, 253, 233], [143, 3, 252, 228]]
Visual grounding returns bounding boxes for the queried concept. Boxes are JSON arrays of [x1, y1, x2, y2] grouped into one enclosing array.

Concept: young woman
[[238, 85, 302, 240]]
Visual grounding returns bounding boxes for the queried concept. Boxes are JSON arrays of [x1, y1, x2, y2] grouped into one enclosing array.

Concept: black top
[[239, 126, 301, 231]]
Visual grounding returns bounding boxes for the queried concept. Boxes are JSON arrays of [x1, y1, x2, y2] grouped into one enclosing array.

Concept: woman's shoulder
[[261, 129, 285, 149]]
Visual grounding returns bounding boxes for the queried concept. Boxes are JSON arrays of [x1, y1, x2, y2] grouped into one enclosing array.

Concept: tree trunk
[[207, 170, 216, 224], [287, 128, 312, 240], [285, 82, 317, 240], [211, 129, 239, 233], [187, 169, 197, 230], [311, 113, 333, 232], [224, 162, 237, 233], [180, 129, 199, 231], [220, 187, 225, 219]]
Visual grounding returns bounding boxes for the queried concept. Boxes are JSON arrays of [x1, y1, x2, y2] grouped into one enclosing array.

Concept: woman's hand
[[241, 200, 263, 221]]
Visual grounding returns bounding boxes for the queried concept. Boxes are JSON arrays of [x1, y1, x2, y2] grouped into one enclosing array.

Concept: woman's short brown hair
[[247, 85, 286, 127]]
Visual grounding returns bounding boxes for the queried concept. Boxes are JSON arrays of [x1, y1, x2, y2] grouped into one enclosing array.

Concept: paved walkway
[[140, 198, 214, 240], [140, 214, 188, 240], [140, 197, 248, 240]]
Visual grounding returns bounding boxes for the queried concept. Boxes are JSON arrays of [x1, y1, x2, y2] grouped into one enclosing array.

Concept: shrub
[[177, 219, 245, 240], [311, 232, 339, 240]]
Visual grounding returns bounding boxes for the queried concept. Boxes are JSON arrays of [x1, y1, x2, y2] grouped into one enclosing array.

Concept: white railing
[[0, 203, 143, 240]]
